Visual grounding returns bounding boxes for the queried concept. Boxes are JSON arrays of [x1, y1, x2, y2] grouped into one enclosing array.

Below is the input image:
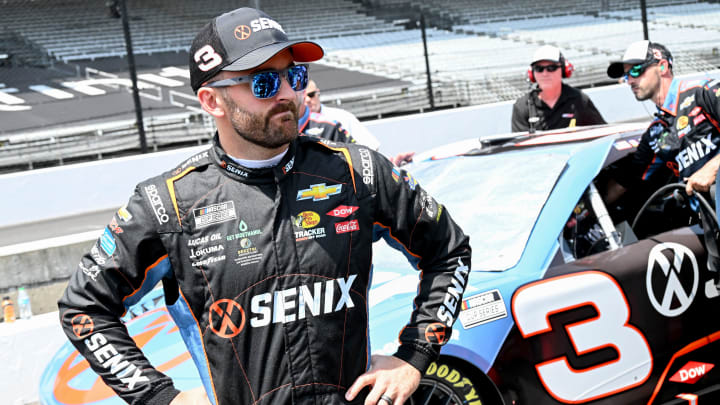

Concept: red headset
[[527, 53, 574, 82]]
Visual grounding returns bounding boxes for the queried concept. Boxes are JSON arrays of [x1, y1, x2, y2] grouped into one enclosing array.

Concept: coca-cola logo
[[335, 220, 359, 234]]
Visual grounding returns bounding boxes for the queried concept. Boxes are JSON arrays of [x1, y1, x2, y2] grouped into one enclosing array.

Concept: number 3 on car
[[512, 271, 653, 403]]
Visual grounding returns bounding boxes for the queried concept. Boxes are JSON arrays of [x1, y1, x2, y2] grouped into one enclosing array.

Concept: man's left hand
[[345, 354, 421, 405]]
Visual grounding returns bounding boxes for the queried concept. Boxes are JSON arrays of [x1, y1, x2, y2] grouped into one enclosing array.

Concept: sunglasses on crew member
[[204, 64, 309, 99], [533, 64, 561, 73], [623, 61, 658, 81], [306, 91, 319, 98]]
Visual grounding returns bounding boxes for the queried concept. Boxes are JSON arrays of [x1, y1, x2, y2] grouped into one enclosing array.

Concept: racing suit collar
[[659, 77, 681, 116], [210, 132, 297, 184]]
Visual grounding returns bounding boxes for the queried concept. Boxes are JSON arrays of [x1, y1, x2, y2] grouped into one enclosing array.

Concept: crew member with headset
[[511, 45, 606, 133]]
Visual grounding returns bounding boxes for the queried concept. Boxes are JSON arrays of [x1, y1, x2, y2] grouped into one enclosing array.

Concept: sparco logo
[[359, 148, 374, 185], [144, 184, 169, 224]]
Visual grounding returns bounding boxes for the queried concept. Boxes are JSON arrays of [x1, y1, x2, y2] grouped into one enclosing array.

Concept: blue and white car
[[41, 123, 720, 404]]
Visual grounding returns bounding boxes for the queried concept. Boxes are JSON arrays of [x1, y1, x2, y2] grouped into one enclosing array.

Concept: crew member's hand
[[684, 165, 717, 195], [345, 354, 421, 405], [170, 387, 212, 405], [390, 152, 415, 167]]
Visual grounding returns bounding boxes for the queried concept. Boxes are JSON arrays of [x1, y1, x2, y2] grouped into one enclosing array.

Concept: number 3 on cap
[[512, 271, 652, 403], [194, 45, 223, 72]]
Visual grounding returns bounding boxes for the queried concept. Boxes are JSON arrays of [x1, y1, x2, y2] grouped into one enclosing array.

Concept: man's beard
[[222, 92, 299, 149]]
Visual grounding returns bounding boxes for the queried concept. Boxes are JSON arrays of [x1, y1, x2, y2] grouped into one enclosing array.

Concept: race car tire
[[411, 358, 490, 405]]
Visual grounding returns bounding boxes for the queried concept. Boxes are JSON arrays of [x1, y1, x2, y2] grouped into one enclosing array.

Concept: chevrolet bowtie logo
[[297, 183, 342, 201]]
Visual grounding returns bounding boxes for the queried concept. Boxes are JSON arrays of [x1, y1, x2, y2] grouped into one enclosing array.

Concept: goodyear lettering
[[359, 148, 374, 185], [85, 333, 149, 389], [144, 184, 169, 224], [250, 17, 286, 33], [250, 275, 356, 327], [675, 134, 717, 172], [437, 258, 469, 326], [192, 255, 226, 268], [425, 362, 482, 405]]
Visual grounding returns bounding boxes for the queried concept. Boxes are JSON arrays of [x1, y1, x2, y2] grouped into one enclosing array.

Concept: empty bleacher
[[3, 0, 720, 172]]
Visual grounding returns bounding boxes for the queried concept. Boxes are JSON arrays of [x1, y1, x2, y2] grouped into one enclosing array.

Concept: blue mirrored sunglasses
[[204, 64, 309, 99], [623, 61, 658, 81]]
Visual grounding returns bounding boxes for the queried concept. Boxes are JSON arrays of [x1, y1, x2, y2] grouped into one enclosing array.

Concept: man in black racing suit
[[605, 41, 720, 207], [57, 7, 471, 405]]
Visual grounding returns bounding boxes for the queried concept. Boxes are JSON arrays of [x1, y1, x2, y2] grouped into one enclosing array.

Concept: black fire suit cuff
[[132, 382, 181, 405], [393, 343, 438, 374]]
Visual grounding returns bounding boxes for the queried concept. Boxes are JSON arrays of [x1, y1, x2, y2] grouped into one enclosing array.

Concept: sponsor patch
[[109, 217, 123, 234], [680, 95, 695, 110], [677, 116, 689, 130], [117, 205, 133, 222], [335, 219, 359, 234], [193, 201, 237, 229], [294, 211, 320, 229], [391, 167, 401, 182], [689, 106, 702, 117], [100, 228, 116, 256], [282, 157, 295, 174], [70, 314, 94, 338], [458, 289, 507, 329], [424, 322, 449, 344], [305, 127, 324, 136], [358, 148, 374, 185], [670, 361, 714, 384], [295, 227, 326, 241], [226, 220, 262, 241], [80, 262, 100, 282], [234, 237, 262, 267], [403, 173, 418, 190], [144, 184, 170, 224], [693, 114, 706, 126], [561, 113, 575, 118], [327, 205, 358, 218], [297, 183, 342, 202]]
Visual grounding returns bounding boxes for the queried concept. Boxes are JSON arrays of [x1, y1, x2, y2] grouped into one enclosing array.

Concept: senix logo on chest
[[297, 183, 342, 202]]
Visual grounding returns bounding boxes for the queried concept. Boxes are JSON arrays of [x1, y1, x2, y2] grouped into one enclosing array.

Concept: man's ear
[[197, 87, 226, 118]]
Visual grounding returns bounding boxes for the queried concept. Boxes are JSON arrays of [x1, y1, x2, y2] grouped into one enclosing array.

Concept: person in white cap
[[56, 6, 471, 405], [511, 45, 606, 133], [604, 40, 720, 202]]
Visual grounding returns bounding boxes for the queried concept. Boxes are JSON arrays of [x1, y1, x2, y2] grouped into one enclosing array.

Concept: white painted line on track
[[0, 229, 102, 256]]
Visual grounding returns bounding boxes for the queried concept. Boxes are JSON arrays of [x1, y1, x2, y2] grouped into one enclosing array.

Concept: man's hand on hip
[[345, 354, 421, 405], [170, 387, 212, 405]]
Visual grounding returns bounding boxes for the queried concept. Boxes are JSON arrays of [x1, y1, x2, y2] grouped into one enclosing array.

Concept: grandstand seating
[[3, 0, 720, 172]]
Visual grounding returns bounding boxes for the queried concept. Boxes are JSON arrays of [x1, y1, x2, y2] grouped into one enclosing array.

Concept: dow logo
[[209, 299, 246, 338]]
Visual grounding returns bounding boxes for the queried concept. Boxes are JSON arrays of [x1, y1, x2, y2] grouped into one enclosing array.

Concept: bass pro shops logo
[[208, 275, 357, 338]]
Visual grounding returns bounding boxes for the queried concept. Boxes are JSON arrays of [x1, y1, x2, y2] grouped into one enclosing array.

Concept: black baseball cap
[[189, 8, 324, 93], [607, 40, 673, 79]]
